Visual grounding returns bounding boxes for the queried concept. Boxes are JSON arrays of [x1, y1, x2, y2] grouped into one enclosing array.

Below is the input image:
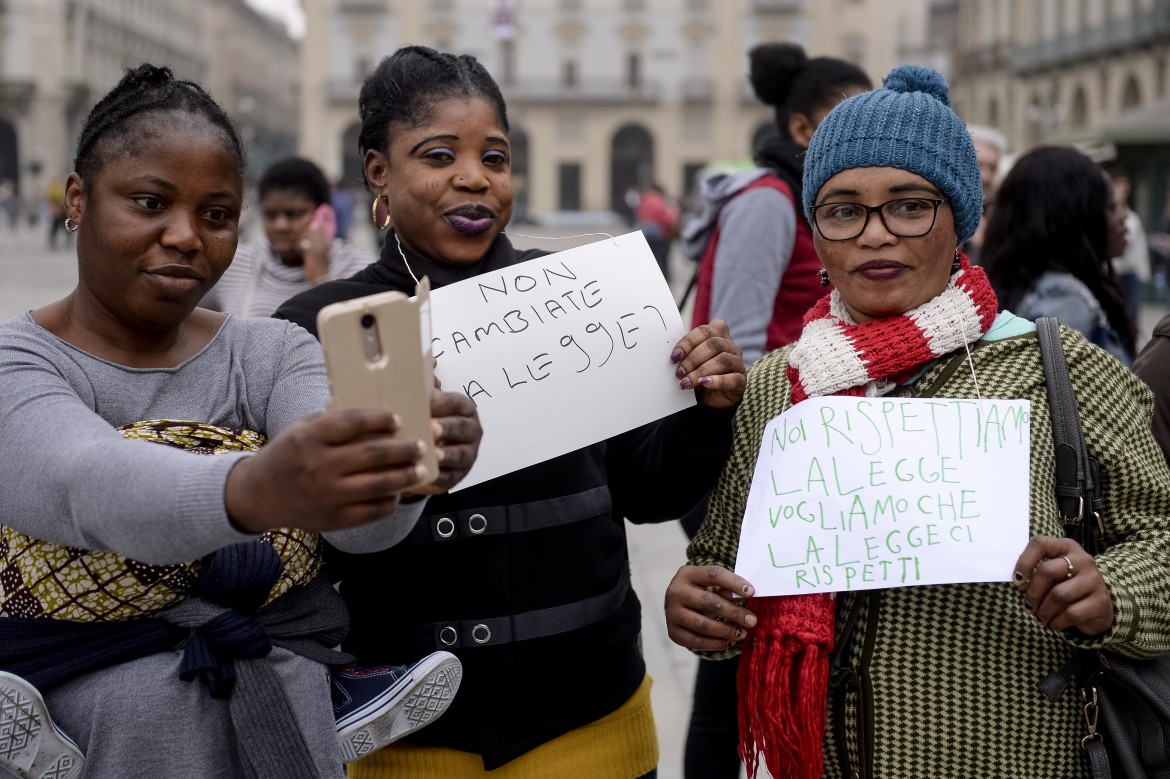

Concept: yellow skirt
[[348, 674, 658, 779]]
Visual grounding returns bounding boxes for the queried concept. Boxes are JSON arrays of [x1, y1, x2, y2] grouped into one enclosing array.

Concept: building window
[[559, 163, 582, 211], [626, 52, 642, 90], [500, 39, 516, 86], [563, 60, 578, 88]]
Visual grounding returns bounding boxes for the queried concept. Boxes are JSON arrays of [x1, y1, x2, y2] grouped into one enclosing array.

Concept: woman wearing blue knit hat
[[665, 65, 1170, 778]]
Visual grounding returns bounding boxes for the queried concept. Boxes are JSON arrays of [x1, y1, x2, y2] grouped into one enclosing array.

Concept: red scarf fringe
[[737, 594, 836, 779]]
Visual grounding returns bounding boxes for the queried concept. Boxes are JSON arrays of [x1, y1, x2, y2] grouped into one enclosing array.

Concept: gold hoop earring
[[371, 196, 391, 230], [64, 216, 79, 233]]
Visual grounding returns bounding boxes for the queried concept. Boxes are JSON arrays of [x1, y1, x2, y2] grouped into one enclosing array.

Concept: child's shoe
[[0, 672, 84, 779], [332, 651, 462, 764]]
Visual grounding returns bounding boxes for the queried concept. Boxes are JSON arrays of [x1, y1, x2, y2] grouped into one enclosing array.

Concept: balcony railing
[[752, 0, 803, 12], [1013, 4, 1170, 74], [504, 78, 662, 105], [681, 77, 714, 104]]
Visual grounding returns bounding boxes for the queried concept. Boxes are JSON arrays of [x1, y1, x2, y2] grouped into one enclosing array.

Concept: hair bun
[[881, 65, 950, 107], [748, 42, 808, 108]]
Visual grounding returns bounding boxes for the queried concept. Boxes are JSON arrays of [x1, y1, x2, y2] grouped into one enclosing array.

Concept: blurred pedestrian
[[984, 146, 1135, 364], [1107, 166, 1151, 325], [635, 182, 679, 283], [45, 178, 67, 249], [332, 177, 356, 239], [677, 40, 870, 779], [964, 124, 1007, 264], [201, 157, 374, 317]]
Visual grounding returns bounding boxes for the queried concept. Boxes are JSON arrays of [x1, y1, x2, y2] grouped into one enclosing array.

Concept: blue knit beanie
[[801, 65, 982, 244]]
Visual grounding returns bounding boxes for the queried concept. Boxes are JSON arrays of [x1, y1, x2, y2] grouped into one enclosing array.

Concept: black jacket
[[276, 232, 734, 768]]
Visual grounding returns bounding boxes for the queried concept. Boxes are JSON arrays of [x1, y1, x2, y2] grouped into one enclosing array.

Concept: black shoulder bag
[[1036, 316, 1170, 779]]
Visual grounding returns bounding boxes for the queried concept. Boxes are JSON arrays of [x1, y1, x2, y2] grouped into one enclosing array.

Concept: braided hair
[[357, 46, 508, 188], [74, 64, 246, 185], [748, 42, 871, 143]]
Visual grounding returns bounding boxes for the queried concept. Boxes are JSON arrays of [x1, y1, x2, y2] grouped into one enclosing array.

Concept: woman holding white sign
[[665, 65, 1170, 779], [276, 46, 747, 778]]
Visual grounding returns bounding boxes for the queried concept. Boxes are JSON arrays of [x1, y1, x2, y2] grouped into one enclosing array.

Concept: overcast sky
[[245, 0, 305, 39]]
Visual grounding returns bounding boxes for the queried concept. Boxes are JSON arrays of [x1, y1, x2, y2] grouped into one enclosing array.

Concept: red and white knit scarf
[[737, 254, 998, 779]]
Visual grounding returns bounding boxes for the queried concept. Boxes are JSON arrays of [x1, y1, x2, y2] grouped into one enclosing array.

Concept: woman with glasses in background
[[663, 66, 1170, 778]]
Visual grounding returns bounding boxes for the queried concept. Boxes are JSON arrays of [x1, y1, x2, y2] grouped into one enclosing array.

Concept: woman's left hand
[[298, 225, 332, 283], [409, 388, 482, 496], [1012, 535, 1114, 636], [671, 320, 746, 410]]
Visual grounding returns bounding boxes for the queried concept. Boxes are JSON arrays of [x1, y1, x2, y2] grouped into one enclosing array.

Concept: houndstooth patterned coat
[[688, 324, 1170, 779]]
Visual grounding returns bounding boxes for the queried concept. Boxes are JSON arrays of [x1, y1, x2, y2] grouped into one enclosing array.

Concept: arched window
[[1070, 86, 1088, 127], [610, 124, 653, 213], [1121, 74, 1142, 109]]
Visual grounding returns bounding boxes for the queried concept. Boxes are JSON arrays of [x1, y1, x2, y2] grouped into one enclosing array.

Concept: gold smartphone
[[316, 279, 438, 487]]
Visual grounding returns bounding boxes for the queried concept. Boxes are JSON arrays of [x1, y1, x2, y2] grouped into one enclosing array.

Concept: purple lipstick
[[444, 203, 495, 236]]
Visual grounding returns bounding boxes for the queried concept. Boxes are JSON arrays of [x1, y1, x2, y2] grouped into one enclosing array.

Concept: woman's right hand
[[665, 564, 758, 651], [224, 408, 426, 534]]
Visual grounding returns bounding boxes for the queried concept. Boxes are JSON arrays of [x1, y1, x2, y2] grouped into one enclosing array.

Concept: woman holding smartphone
[[203, 156, 375, 317]]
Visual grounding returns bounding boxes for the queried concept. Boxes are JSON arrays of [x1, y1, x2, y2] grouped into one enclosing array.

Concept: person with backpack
[[676, 42, 871, 778]]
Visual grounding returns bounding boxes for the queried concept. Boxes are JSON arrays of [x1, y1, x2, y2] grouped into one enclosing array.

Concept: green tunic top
[[688, 319, 1170, 778]]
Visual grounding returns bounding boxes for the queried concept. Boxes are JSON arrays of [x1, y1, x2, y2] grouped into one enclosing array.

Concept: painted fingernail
[[391, 413, 403, 429], [671, 348, 683, 363], [1013, 571, 1024, 583], [1023, 601, 1033, 611], [742, 585, 753, 595], [417, 440, 427, 457], [414, 464, 428, 480], [744, 614, 757, 627], [679, 378, 692, 389], [735, 629, 745, 639], [675, 365, 685, 379], [435, 447, 446, 463], [699, 376, 712, 386], [727, 640, 735, 649]]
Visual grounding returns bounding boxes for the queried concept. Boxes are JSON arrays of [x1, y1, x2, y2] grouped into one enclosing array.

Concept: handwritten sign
[[734, 396, 1031, 595], [430, 231, 694, 490]]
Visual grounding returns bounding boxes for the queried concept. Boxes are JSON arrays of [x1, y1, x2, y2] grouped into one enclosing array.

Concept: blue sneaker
[[332, 651, 462, 764], [0, 672, 84, 779]]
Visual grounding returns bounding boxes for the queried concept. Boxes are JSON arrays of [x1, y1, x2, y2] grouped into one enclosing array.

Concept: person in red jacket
[[677, 41, 870, 779], [684, 43, 870, 365]]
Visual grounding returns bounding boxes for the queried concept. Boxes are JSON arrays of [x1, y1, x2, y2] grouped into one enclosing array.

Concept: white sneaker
[[332, 651, 463, 764], [0, 672, 83, 779]]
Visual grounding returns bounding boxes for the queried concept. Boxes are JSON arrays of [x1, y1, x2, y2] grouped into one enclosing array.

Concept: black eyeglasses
[[809, 197, 947, 241]]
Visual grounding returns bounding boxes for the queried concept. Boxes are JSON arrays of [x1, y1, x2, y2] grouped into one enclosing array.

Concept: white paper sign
[[430, 231, 695, 490], [735, 396, 1031, 595]]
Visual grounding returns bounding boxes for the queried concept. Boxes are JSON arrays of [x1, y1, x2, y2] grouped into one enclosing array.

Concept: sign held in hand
[[735, 397, 1031, 595], [430, 231, 694, 490]]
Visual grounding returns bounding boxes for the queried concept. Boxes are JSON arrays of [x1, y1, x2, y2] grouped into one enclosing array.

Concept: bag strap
[[1036, 317, 1112, 779], [1036, 317, 1103, 555]]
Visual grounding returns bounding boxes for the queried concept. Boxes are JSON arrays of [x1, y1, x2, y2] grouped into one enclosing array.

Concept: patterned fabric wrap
[[0, 420, 320, 622], [691, 326, 1170, 778]]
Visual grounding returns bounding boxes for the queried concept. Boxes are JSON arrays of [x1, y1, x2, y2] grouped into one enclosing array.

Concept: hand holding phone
[[309, 203, 337, 243], [316, 282, 438, 489]]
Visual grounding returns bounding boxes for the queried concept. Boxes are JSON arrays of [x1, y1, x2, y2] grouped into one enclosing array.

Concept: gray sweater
[[0, 312, 420, 562]]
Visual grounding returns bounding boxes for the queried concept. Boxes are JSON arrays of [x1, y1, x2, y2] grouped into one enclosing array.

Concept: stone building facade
[[299, 0, 940, 221], [0, 0, 298, 208], [948, 0, 1170, 219]]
